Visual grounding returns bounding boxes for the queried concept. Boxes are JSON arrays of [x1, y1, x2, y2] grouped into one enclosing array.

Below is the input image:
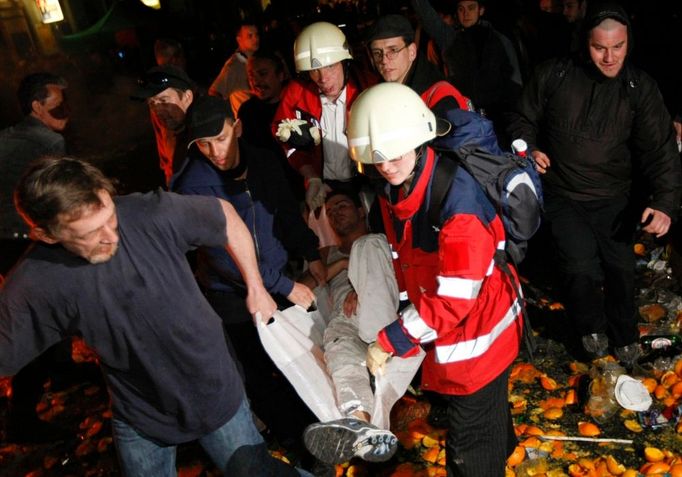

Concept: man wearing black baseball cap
[[132, 64, 195, 186], [171, 95, 326, 465]]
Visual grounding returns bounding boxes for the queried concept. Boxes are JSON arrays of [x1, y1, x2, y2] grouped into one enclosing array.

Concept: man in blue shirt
[[0, 156, 311, 476]]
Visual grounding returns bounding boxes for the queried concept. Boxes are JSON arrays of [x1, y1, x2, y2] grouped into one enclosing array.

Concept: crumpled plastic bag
[[258, 305, 424, 429], [257, 306, 340, 423]]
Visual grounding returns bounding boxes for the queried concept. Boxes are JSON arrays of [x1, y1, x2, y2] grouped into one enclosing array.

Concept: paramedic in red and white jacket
[[348, 83, 522, 477], [273, 22, 376, 211]]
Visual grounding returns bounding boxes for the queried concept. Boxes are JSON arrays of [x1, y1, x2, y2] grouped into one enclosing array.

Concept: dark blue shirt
[[0, 191, 244, 443]]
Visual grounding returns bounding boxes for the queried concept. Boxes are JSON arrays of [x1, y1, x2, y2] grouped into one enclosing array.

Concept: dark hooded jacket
[[507, 2, 681, 216], [171, 141, 320, 297]]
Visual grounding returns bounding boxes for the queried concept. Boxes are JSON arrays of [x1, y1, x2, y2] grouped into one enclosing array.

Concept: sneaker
[[303, 418, 398, 465], [581, 333, 609, 359], [614, 343, 643, 369]]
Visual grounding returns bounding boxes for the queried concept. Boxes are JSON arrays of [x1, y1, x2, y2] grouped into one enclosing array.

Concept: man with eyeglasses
[[131, 64, 196, 187], [365, 14, 472, 114]]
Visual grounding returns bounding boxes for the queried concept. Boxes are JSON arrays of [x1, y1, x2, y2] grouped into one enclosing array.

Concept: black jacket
[[441, 22, 521, 115], [411, 0, 522, 115], [508, 56, 681, 216], [404, 53, 445, 97]]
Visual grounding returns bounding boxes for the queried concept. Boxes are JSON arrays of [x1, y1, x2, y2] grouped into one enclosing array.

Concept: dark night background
[[0, 0, 680, 195]]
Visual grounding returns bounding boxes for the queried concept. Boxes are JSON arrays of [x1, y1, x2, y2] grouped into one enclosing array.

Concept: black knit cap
[[365, 14, 414, 44], [584, 1, 630, 30]]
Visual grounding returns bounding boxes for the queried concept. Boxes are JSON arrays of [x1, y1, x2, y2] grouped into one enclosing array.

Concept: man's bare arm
[[219, 199, 277, 321]]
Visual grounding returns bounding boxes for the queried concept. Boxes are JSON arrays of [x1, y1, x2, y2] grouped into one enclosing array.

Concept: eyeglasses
[[370, 45, 408, 62]]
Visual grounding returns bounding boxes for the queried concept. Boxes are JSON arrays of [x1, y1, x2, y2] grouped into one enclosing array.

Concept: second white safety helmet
[[347, 83, 448, 165]]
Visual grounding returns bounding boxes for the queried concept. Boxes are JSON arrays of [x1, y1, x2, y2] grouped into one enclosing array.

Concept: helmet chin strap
[[414, 145, 425, 172], [403, 146, 426, 194]]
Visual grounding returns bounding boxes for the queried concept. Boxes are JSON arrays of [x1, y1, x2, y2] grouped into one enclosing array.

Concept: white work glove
[[305, 177, 331, 211], [275, 118, 321, 148], [366, 341, 392, 376]]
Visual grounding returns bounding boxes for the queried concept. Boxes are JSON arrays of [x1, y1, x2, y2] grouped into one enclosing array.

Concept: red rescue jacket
[[273, 70, 376, 179], [377, 148, 522, 395]]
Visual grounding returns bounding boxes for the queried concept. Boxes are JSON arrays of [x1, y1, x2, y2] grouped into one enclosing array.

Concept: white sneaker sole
[[303, 419, 398, 465]]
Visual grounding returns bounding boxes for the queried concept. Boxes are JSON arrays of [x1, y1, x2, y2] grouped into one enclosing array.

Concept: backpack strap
[[378, 196, 410, 306], [428, 154, 458, 229], [494, 250, 537, 362]]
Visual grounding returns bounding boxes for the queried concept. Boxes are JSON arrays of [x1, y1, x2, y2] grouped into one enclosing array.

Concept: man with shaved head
[[508, 2, 681, 368]]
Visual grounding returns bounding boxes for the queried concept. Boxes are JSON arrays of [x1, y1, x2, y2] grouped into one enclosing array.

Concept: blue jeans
[[112, 397, 313, 477]]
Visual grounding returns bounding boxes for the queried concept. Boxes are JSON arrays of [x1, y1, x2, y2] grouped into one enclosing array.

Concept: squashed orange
[[507, 445, 526, 467], [641, 461, 670, 475], [605, 455, 626, 475], [644, 447, 665, 463], [543, 407, 563, 420], [578, 421, 600, 437], [640, 377, 658, 394]]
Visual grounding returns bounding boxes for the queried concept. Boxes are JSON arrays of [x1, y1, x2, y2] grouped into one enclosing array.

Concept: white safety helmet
[[347, 83, 448, 165], [294, 22, 353, 73]]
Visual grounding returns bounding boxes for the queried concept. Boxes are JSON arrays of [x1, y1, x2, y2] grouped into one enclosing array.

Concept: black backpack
[[427, 109, 543, 360], [428, 109, 544, 266]]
